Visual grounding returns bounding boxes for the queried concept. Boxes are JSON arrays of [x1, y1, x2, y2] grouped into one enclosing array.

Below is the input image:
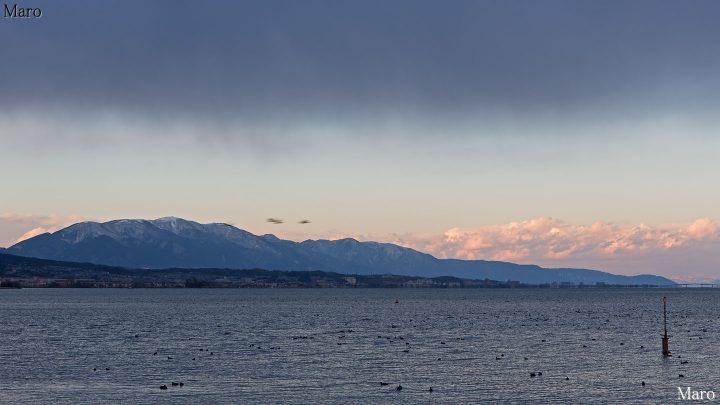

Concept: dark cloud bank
[[3, 0, 720, 123]]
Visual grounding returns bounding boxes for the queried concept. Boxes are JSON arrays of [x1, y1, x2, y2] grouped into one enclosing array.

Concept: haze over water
[[1, 288, 717, 404]]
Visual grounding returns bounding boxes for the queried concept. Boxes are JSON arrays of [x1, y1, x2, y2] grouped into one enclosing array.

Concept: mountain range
[[6, 217, 674, 285]]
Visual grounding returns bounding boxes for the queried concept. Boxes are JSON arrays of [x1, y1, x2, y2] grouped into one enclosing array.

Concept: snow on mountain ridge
[[58, 219, 169, 244], [150, 217, 208, 236], [52, 217, 273, 251]]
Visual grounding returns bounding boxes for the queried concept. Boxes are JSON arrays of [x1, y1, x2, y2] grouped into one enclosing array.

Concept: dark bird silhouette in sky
[[266, 218, 283, 224], [298, 220, 310, 224]]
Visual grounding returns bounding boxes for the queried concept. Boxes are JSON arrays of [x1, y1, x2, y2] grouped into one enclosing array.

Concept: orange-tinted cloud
[[0, 213, 86, 246], [387, 217, 714, 258], [326, 217, 720, 282]]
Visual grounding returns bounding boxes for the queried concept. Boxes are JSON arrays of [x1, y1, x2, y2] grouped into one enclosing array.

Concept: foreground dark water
[[0, 288, 718, 404]]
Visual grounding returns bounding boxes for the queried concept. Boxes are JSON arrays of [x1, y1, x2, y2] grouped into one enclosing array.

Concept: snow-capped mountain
[[8, 217, 675, 285]]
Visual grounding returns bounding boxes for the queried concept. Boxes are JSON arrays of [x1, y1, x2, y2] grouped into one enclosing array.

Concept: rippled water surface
[[1, 288, 719, 404]]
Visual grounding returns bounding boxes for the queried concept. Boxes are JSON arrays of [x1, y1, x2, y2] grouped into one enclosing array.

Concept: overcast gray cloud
[[3, 0, 720, 127]]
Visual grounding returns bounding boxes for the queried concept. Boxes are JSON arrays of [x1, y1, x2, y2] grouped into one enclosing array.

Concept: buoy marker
[[662, 296, 671, 357]]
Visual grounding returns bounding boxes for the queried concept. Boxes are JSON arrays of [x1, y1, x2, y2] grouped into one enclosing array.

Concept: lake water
[[1, 288, 718, 404]]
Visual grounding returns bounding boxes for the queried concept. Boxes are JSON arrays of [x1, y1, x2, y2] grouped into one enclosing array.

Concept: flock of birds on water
[[82, 298, 703, 394]]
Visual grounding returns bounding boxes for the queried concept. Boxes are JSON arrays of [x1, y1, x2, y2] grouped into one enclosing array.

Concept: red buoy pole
[[662, 296, 670, 356]]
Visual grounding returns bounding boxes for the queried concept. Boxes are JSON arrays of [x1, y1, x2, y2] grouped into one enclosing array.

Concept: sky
[[2, 1, 720, 281]]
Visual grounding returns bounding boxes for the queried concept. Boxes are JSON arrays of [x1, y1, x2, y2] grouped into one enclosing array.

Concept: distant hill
[[7, 217, 675, 286], [0, 253, 672, 289]]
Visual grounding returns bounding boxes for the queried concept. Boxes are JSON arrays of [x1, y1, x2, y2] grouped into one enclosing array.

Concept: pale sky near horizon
[[2, 1, 720, 281]]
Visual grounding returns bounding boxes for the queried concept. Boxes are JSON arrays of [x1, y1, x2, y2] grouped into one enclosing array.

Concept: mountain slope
[[7, 217, 675, 285], [1, 252, 631, 289]]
